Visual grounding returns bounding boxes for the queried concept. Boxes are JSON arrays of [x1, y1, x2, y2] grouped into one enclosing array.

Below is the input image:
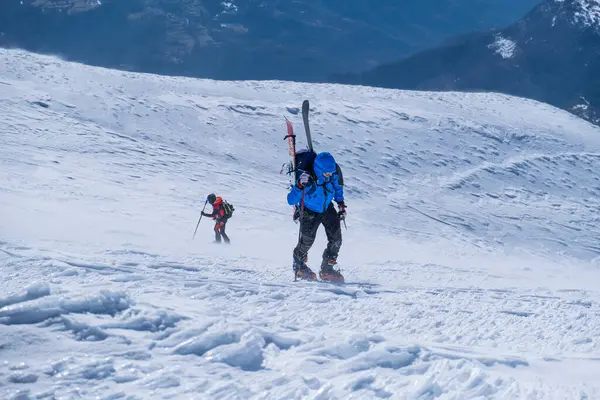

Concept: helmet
[[207, 193, 216, 204]]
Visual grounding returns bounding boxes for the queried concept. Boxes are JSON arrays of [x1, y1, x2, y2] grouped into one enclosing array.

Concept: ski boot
[[293, 261, 316, 281], [319, 260, 344, 282]]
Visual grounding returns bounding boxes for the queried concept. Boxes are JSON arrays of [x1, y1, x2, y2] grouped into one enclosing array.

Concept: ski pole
[[294, 189, 306, 282], [338, 204, 347, 230], [193, 200, 208, 239], [298, 188, 306, 242]]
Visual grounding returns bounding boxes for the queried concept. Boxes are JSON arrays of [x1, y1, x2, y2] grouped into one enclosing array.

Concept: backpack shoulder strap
[[335, 163, 344, 186]]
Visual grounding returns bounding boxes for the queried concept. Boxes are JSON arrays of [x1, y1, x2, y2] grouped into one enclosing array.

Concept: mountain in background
[[333, 0, 600, 125], [0, 0, 540, 81]]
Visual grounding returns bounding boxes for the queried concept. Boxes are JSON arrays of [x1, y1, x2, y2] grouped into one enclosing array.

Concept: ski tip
[[302, 100, 309, 110]]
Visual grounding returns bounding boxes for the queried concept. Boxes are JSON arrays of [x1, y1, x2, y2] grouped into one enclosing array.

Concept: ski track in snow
[[1, 49, 600, 398]]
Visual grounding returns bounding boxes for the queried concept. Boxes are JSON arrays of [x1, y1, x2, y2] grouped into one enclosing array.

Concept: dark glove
[[201, 212, 211, 217], [337, 202, 347, 220], [297, 172, 312, 189], [293, 206, 301, 222]]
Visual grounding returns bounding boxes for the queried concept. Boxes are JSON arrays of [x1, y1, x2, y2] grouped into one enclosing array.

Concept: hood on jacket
[[313, 152, 337, 182]]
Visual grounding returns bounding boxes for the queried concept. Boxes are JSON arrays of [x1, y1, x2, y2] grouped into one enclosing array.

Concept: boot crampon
[[293, 259, 317, 281], [319, 260, 344, 282]]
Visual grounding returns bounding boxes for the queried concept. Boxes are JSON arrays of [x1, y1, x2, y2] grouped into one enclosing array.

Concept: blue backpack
[[294, 149, 344, 186]]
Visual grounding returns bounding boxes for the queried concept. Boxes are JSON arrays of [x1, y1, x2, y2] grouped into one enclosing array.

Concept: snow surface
[[556, 0, 600, 27], [2, 48, 600, 399], [488, 35, 517, 59]]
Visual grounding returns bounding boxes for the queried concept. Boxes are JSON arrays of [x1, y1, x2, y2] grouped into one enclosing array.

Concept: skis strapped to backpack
[[281, 100, 317, 223], [281, 100, 316, 180], [296, 100, 316, 180], [302, 100, 314, 152], [282, 116, 297, 174]]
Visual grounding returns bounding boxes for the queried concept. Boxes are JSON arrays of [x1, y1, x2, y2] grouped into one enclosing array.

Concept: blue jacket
[[287, 152, 344, 213]]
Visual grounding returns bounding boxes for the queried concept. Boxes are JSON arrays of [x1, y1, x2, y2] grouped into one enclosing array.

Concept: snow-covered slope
[[564, 0, 600, 26], [1, 49, 600, 399]]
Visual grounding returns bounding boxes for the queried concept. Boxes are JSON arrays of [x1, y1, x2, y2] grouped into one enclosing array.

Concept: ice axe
[[192, 200, 208, 239]]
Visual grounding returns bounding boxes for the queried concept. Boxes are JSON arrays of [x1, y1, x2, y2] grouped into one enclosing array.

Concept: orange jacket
[[202, 196, 226, 220]]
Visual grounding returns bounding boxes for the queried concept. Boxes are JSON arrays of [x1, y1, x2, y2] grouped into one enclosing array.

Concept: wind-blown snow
[[488, 35, 517, 59], [2, 48, 600, 398]]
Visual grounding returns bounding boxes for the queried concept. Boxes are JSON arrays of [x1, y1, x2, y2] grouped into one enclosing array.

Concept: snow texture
[[557, 0, 600, 27], [2, 48, 600, 399], [488, 35, 517, 59]]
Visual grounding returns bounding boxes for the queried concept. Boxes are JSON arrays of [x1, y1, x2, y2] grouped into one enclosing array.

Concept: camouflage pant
[[293, 203, 342, 268], [214, 219, 230, 243]]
